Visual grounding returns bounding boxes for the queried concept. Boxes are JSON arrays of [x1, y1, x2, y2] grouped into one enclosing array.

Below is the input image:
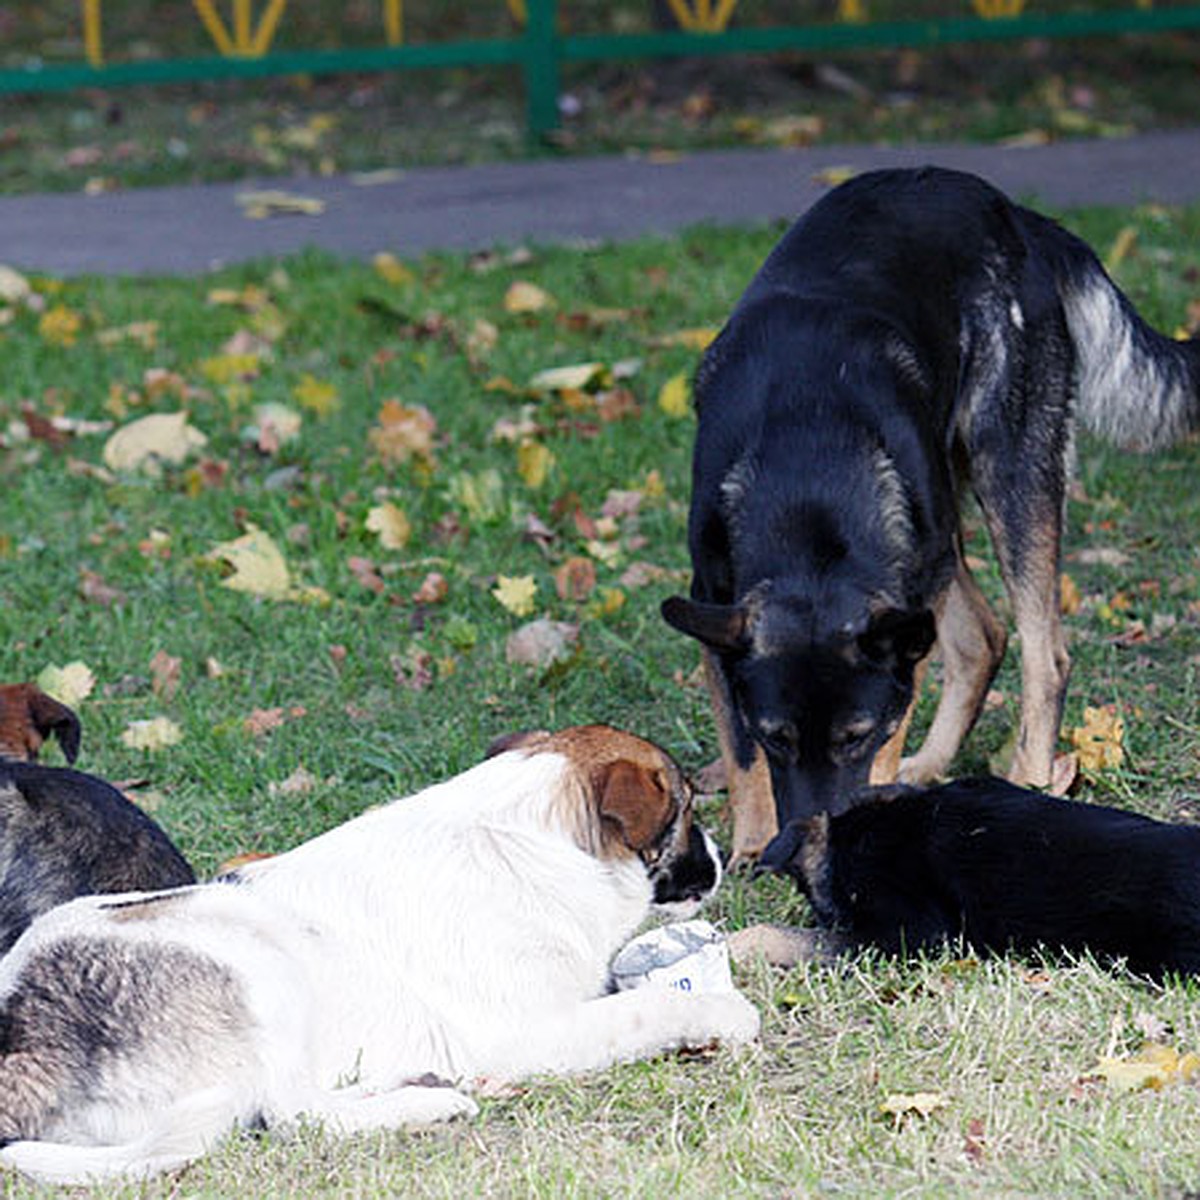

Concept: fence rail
[[3, 0, 1200, 141]]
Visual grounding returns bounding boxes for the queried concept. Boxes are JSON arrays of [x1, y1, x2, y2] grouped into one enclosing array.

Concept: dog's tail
[[0, 1086, 243, 1185], [1036, 213, 1200, 452]]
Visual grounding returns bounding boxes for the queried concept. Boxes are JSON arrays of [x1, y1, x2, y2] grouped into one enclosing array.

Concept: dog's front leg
[[703, 650, 776, 867], [493, 988, 760, 1081], [900, 562, 1007, 784]]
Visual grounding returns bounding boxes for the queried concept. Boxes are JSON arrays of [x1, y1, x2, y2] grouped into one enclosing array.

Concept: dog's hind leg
[[900, 561, 1007, 783], [298, 1083, 478, 1135], [703, 650, 776, 867], [1003, 526, 1070, 788]]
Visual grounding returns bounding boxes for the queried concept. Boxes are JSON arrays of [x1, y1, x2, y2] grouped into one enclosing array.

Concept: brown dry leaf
[[505, 619, 580, 669], [412, 572, 449, 605], [369, 400, 438, 469], [1070, 704, 1125, 774], [79, 567, 124, 607], [392, 648, 435, 691], [149, 649, 181, 701], [243, 707, 288, 737], [217, 850, 274, 874], [1060, 572, 1082, 616], [347, 556, 386, 595], [268, 766, 320, 797], [554, 556, 597, 603]]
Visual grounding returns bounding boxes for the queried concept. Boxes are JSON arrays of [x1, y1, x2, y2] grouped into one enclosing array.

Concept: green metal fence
[[2, 0, 1199, 141]]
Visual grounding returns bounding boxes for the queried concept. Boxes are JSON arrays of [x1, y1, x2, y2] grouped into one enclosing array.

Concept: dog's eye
[[832, 719, 876, 760], [758, 722, 797, 758]]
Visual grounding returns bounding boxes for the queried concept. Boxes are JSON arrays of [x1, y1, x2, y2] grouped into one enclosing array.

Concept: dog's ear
[[595, 760, 672, 852], [858, 608, 936, 669], [484, 729, 551, 759], [0, 685, 82, 763], [661, 596, 748, 653]]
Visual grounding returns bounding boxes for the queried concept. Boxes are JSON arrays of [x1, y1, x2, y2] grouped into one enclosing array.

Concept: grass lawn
[[1, 198, 1200, 1195]]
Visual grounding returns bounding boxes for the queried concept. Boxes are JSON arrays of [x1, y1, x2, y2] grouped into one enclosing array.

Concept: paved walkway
[[3, 127, 1200, 276]]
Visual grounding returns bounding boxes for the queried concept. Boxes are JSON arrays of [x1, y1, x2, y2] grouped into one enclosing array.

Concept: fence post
[[523, 0, 561, 141]]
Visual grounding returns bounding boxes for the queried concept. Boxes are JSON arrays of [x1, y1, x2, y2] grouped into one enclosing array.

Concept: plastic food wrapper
[[609, 919, 734, 994]]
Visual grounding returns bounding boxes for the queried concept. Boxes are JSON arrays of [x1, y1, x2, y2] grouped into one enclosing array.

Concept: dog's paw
[[727, 923, 828, 968], [678, 990, 761, 1047]]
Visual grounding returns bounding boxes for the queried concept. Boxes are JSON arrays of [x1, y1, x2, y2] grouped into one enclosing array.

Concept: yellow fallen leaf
[[206, 524, 292, 600], [1070, 704, 1124, 773], [1094, 1043, 1200, 1092], [529, 362, 608, 392], [36, 661, 96, 708], [102, 411, 208, 475], [293, 373, 339, 417], [365, 501, 412, 550], [120, 717, 184, 751], [880, 1092, 950, 1124], [504, 280, 554, 314], [38, 304, 83, 347], [1060, 572, 1081, 616], [373, 252, 415, 286], [654, 328, 718, 350], [517, 439, 554, 489], [1104, 225, 1138, 273], [813, 164, 859, 187], [492, 574, 538, 617], [236, 189, 326, 218], [658, 372, 691, 418], [448, 468, 506, 523], [200, 352, 262, 385]]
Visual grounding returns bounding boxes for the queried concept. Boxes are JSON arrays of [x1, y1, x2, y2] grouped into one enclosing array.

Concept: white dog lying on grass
[[0, 725, 759, 1184]]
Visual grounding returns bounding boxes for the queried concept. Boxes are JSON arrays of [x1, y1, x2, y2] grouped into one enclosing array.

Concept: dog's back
[[806, 778, 1200, 977], [0, 762, 195, 954]]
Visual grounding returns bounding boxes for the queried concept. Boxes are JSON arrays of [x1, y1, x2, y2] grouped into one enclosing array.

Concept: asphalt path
[[2, 127, 1199, 276]]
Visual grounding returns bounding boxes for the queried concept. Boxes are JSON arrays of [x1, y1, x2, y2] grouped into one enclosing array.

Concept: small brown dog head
[[0, 684, 82, 763]]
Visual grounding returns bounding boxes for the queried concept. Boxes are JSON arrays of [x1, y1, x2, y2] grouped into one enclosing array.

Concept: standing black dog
[[662, 166, 1200, 868], [740, 779, 1200, 982]]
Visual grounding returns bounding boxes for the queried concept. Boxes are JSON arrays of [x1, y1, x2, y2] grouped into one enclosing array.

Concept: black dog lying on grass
[[0, 683, 195, 955], [729, 777, 1200, 981]]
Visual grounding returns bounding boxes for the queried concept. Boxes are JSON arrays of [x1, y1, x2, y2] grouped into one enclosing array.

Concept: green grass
[[1, 200, 1200, 1195]]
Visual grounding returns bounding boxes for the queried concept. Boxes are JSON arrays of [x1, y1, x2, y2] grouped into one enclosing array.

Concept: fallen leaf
[[554, 556, 597, 602], [492, 574, 538, 617], [365, 502, 412, 551], [293, 373, 340, 416], [1075, 547, 1131, 567], [448, 468, 505, 523], [0, 264, 31, 303], [652, 328, 718, 350], [206, 524, 292, 600], [1094, 1043, 1200, 1092], [412, 572, 449, 605], [79, 567, 124, 606], [369, 400, 438, 469], [1070, 704, 1124, 774], [504, 280, 554, 314], [517, 439, 554, 489], [505, 618, 580, 668], [813, 164, 859, 187], [149, 649, 181, 701], [236, 189, 326, 218], [103, 411, 208, 475], [529, 362, 607, 392], [38, 304, 83, 346], [120, 717, 184, 751], [658, 371, 691, 418], [373, 251, 416, 286], [880, 1092, 950, 1125], [347, 556, 386, 594], [1060, 572, 1081, 615], [37, 661, 96, 707], [243, 402, 302, 453]]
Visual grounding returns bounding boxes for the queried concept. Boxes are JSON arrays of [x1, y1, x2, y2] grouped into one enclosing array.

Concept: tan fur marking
[[0, 684, 75, 762], [701, 650, 777, 867]]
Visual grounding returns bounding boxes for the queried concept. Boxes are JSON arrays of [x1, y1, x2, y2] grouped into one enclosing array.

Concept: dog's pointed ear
[[858, 608, 936, 669], [595, 760, 671, 852], [661, 596, 748, 652]]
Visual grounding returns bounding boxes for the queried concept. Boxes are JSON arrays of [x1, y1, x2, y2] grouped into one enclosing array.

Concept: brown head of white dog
[[0, 725, 759, 1185]]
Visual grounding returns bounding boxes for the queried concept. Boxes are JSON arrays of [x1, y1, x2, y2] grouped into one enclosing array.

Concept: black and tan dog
[[730, 779, 1200, 982], [0, 684, 195, 954], [663, 166, 1200, 867]]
